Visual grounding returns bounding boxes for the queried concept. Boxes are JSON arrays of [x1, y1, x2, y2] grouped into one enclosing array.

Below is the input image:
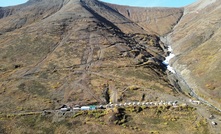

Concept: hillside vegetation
[[0, 0, 220, 133]]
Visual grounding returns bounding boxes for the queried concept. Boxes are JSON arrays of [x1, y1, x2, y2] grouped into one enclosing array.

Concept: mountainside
[[0, 0, 172, 112], [0, 0, 220, 133], [168, 0, 221, 110], [0, 0, 180, 133], [106, 3, 184, 36]]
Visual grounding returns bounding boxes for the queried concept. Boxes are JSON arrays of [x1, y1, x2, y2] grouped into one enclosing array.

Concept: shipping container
[[81, 105, 96, 110]]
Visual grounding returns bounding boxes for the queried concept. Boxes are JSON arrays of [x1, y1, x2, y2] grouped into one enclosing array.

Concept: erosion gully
[[160, 36, 221, 113]]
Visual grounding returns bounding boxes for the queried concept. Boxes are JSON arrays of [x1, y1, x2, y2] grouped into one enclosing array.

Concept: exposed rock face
[[106, 3, 184, 35], [168, 0, 221, 109]]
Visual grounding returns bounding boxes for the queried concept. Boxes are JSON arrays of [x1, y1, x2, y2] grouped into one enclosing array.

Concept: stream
[[162, 46, 175, 74], [161, 36, 221, 113]]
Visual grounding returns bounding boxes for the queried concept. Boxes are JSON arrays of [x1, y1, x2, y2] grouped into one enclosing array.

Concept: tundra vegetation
[[0, 0, 220, 133]]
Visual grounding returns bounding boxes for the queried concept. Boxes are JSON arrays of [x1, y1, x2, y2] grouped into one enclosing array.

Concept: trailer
[[60, 107, 71, 112], [81, 105, 96, 110]]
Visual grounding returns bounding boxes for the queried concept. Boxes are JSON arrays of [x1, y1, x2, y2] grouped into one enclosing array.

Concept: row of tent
[[60, 105, 102, 112], [60, 100, 180, 112]]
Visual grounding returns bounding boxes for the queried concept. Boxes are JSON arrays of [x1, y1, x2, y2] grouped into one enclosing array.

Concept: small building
[[81, 105, 96, 110], [105, 104, 110, 108], [75, 105, 80, 108], [59, 104, 69, 109], [60, 107, 71, 112], [209, 114, 215, 119], [193, 101, 200, 104], [159, 102, 163, 106], [98, 105, 104, 109], [168, 101, 172, 106], [212, 121, 217, 125], [73, 107, 81, 111], [110, 104, 114, 107], [59, 104, 71, 112], [189, 99, 200, 105], [172, 105, 179, 108], [172, 102, 177, 106]]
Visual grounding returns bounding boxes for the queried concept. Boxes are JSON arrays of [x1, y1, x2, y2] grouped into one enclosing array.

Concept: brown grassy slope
[[81, 0, 149, 34], [168, 0, 221, 109], [0, 0, 212, 133], [0, 106, 208, 134], [104, 3, 184, 36], [0, 0, 172, 112], [0, 0, 69, 34]]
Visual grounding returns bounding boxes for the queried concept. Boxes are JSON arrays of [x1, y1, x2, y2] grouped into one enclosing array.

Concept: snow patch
[[163, 46, 176, 73], [168, 46, 173, 52], [167, 65, 176, 74], [162, 53, 175, 65]]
